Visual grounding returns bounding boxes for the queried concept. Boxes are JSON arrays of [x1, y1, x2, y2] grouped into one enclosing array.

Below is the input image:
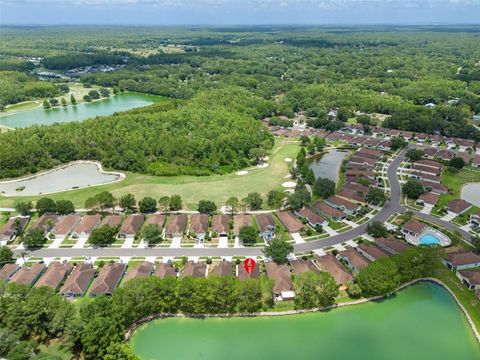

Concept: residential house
[[315, 254, 353, 290], [276, 211, 304, 233], [420, 180, 448, 195], [237, 262, 260, 281], [256, 213, 276, 241], [400, 131, 413, 141], [444, 251, 480, 271], [34, 262, 73, 290], [0, 216, 30, 244], [165, 214, 188, 238], [30, 213, 58, 234], [100, 214, 123, 228], [118, 214, 145, 238], [401, 219, 426, 237], [210, 261, 233, 277], [349, 156, 376, 167], [356, 243, 389, 262], [312, 201, 346, 220], [364, 138, 381, 148], [456, 269, 480, 290], [189, 214, 209, 241], [123, 261, 154, 283], [343, 182, 370, 196], [336, 189, 367, 204], [430, 134, 442, 147], [472, 155, 480, 168], [51, 214, 82, 239], [416, 192, 439, 207], [378, 140, 392, 151], [145, 214, 166, 232], [60, 263, 96, 297], [456, 152, 471, 164], [436, 149, 455, 162], [445, 199, 472, 216], [182, 261, 207, 278], [154, 263, 177, 279], [324, 195, 361, 216], [10, 263, 45, 287], [459, 139, 475, 152], [233, 214, 252, 237], [356, 148, 383, 160], [211, 214, 229, 237], [290, 259, 319, 274], [71, 214, 101, 239], [337, 249, 370, 274], [264, 262, 295, 300], [409, 171, 440, 184], [296, 207, 328, 228], [375, 237, 409, 255], [89, 263, 127, 297], [0, 263, 19, 282], [422, 148, 438, 159], [415, 133, 428, 143]]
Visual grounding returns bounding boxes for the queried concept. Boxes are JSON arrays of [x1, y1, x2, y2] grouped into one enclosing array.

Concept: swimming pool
[[419, 233, 440, 245]]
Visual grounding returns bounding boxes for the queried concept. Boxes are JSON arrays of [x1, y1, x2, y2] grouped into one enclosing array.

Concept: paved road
[[14, 146, 469, 258]]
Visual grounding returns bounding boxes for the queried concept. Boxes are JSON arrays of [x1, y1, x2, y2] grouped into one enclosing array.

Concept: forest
[[0, 25, 479, 175]]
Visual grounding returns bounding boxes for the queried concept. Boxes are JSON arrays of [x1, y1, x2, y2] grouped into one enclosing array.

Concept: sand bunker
[[236, 170, 249, 176], [282, 181, 296, 188], [284, 157, 293, 162]]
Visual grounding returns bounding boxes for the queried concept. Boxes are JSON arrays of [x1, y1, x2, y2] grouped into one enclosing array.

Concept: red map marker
[[243, 258, 256, 274]]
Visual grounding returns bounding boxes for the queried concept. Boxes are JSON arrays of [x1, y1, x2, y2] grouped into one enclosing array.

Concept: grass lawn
[[328, 221, 348, 231], [435, 268, 480, 332], [0, 143, 299, 210], [436, 168, 480, 209]]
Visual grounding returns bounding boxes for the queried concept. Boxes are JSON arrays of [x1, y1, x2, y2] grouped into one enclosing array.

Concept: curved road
[[13, 147, 470, 259]]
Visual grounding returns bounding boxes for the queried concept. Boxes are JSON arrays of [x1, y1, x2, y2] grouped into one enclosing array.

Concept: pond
[[130, 282, 480, 360], [0, 93, 160, 128], [0, 162, 123, 196], [307, 149, 349, 182], [462, 183, 480, 207]]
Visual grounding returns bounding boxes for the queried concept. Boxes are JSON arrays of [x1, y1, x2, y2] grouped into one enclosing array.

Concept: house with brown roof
[[290, 259, 319, 275], [457, 269, 480, 290], [211, 214, 229, 237], [378, 140, 392, 151], [420, 180, 448, 195], [416, 192, 439, 207], [356, 148, 383, 160], [349, 156, 376, 167], [375, 237, 409, 255], [256, 213, 276, 241], [296, 207, 328, 228], [118, 214, 145, 238], [315, 254, 353, 290], [60, 263, 96, 297], [0, 263, 19, 282], [51, 214, 81, 239], [325, 195, 361, 216], [0, 216, 30, 244], [343, 182, 370, 195], [10, 263, 45, 286], [89, 263, 126, 297], [472, 155, 480, 168], [401, 219, 426, 237], [210, 261, 233, 277], [458, 139, 475, 152], [189, 214, 209, 241], [71, 214, 101, 239], [412, 163, 442, 176], [422, 148, 438, 159], [34, 262, 73, 290], [100, 214, 123, 228], [415, 133, 428, 143], [30, 214, 58, 234], [356, 243, 389, 262], [436, 149, 455, 162], [409, 171, 440, 184], [430, 134, 443, 147], [264, 262, 295, 300], [123, 261, 154, 283], [145, 214, 166, 231], [337, 189, 366, 204], [154, 263, 177, 279], [276, 211, 304, 233], [444, 251, 480, 271], [237, 263, 260, 281], [312, 201, 346, 220], [233, 214, 252, 236], [456, 152, 471, 164], [445, 199, 472, 216], [182, 261, 207, 278], [337, 249, 370, 274], [165, 214, 188, 238]]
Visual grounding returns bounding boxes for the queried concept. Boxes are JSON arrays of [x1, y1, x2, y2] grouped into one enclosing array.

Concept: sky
[[1, 0, 480, 25]]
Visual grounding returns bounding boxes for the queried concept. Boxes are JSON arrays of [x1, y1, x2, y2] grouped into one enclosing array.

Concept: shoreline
[[124, 278, 480, 344], [0, 160, 126, 197]]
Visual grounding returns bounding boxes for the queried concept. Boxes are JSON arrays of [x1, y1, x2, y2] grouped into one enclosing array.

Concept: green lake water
[[130, 282, 480, 360], [0, 93, 160, 128]]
